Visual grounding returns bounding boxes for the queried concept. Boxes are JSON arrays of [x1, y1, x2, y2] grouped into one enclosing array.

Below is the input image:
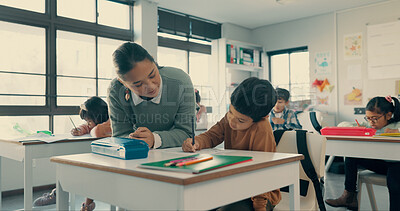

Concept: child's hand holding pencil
[[182, 137, 200, 152]]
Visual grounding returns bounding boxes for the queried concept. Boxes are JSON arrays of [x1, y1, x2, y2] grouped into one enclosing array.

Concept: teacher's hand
[[129, 127, 154, 148]]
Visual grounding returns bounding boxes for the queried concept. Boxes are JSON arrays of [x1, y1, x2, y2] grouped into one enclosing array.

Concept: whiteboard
[[367, 20, 400, 79]]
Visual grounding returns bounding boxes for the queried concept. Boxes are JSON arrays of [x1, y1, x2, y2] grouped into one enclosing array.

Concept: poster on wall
[[344, 80, 363, 106], [367, 20, 400, 79], [344, 33, 362, 60], [316, 95, 329, 106], [314, 51, 331, 76]]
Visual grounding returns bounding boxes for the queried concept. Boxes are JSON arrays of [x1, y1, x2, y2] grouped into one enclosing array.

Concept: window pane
[[271, 54, 289, 90], [290, 52, 310, 102], [57, 0, 95, 22], [57, 31, 96, 77], [0, 0, 45, 13], [0, 96, 45, 105], [0, 116, 49, 139], [189, 52, 211, 86], [57, 77, 96, 96], [98, 37, 125, 79], [0, 21, 45, 74], [98, 79, 112, 97], [98, 0, 129, 29], [57, 96, 91, 106], [157, 47, 188, 73], [54, 115, 85, 134], [0, 72, 45, 94]]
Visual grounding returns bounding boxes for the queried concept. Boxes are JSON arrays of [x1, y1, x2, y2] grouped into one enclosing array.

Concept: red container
[[320, 127, 376, 136]]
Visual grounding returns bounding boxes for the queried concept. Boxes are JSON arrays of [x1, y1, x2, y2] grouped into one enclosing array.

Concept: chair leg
[[357, 180, 362, 211], [325, 156, 335, 172], [366, 183, 378, 211]]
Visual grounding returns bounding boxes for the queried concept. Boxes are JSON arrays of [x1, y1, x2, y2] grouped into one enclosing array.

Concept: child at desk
[[182, 77, 281, 211], [326, 96, 400, 211], [269, 88, 302, 130], [195, 89, 208, 130], [33, 96, 111, 211]]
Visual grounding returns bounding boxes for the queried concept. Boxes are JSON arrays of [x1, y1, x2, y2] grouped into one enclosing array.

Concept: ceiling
[[148, 0, 389, 29]]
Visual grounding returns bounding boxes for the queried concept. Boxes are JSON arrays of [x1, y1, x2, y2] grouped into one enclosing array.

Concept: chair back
[[297, 111, 323, 134], [274, 131, 326, 210]]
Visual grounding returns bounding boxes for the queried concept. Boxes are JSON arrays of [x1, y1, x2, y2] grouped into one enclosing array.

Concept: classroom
[[1, 0, 399, 210]]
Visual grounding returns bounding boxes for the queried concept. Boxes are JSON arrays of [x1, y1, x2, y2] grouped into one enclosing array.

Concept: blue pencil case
[[91, 137, 149, 160]]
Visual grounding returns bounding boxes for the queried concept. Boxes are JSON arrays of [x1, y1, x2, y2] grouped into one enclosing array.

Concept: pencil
[[355, 119, 360, 127], [69, 116, 78, 130], [176, 156, 213, 166], [192, 116, 195, 145]]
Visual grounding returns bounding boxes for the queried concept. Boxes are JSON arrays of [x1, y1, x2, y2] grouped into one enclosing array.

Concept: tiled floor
[[2, 171, 390, 211]]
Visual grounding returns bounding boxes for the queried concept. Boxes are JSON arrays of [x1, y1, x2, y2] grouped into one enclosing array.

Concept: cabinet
[[211, 38, 266, 121]]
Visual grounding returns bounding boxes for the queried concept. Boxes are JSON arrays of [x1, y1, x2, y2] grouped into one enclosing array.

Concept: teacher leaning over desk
[[107, 42, 196, 149]]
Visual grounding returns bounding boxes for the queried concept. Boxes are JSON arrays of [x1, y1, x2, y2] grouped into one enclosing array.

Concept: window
[[0, 0, 132, 134], [0, 0, 45, 13], [157, 47, 188, 73], [269, 47, 310, 109]]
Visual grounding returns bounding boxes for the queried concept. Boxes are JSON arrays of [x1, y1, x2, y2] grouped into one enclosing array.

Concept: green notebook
[[140, 154, 252, 174]]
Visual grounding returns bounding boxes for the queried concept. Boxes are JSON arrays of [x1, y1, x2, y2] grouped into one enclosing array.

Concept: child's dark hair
[[112, 42, 159, 79], [276, 88, 290, 102], [366, 96, 400, 124], [230, 77, 277, 122], [80, 96, 109, 125], [195, 89, 201, 103]]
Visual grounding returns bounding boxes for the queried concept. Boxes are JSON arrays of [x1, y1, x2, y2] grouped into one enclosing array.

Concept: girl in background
[[195, 89, 208, 130], [326, 96, 400, 211], [34, 96, 111, 211]]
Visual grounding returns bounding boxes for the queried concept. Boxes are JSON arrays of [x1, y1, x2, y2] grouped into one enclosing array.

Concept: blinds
[[158, 9, 221, 40]]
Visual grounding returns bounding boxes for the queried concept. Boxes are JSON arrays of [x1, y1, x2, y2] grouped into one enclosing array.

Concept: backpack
[[274, 129, 326, 211]]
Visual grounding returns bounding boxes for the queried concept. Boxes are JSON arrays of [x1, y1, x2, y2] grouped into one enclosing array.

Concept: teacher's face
[[120, 59, 161, 98]]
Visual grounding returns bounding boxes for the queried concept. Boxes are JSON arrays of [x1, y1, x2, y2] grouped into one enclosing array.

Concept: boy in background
[[182, 77, 281, 211], [269, 88, 302, 130]]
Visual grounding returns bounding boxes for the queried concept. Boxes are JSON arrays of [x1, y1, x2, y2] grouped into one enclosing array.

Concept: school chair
[[273, 130, 326, 211], [357, 170, 387, 211], [296, 111, 323, 134]]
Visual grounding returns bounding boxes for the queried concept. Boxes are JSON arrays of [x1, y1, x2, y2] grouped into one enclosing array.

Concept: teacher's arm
[[107, 80, 134, 138]]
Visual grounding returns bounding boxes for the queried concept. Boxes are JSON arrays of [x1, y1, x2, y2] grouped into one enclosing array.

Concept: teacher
[[107, 42, 195, 148]]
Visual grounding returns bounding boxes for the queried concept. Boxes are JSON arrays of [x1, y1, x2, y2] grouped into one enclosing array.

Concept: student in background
[[33, 96, 111, 211], [182, 77, 281, 211], [326, 96, 400, 211], [269, 88, 302, 130], [71, 96, 112, 138], [108, 42, 195, 149], [195, 89, 208, 130]]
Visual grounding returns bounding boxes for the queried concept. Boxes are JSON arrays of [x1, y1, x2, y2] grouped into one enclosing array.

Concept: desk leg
[[56, 178, 69, 211], [0, 156, 2, 210], [24, 152, 33, 211], [289, 164, 300, 211]]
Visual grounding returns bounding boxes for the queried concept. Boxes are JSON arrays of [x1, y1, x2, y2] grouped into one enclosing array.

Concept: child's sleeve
[[90, 120, 112, 138], [195, 115, 227, 149]]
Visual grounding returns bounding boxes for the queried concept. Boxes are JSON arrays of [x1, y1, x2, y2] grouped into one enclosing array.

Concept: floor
[[2, 171, 390, 211]]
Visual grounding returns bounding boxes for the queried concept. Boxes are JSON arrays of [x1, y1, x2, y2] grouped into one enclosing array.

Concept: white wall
[[222, 23, 253, 43], [134, 0, 158, 60], [336, 0, 400, 122], [252, 13, 337, 120]]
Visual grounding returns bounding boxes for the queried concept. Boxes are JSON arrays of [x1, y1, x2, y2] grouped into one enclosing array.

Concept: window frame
[[267, 46, 310, 101], [0, 0, 134, 132]]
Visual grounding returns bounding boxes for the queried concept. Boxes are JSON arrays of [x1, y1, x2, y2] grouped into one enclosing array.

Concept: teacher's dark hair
[[112, 42, 157, 79]]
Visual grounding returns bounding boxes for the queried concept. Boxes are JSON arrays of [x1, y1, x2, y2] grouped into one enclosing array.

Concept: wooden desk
[[51, 149, 304, 211], [325, 135, 400, 161], [0, 136, 99, 210]]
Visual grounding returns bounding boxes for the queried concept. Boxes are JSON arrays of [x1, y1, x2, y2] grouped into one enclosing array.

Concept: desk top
[[0, 135, 99, 145], [324, 135, 400, 143], [51, 148, 303, 185]]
